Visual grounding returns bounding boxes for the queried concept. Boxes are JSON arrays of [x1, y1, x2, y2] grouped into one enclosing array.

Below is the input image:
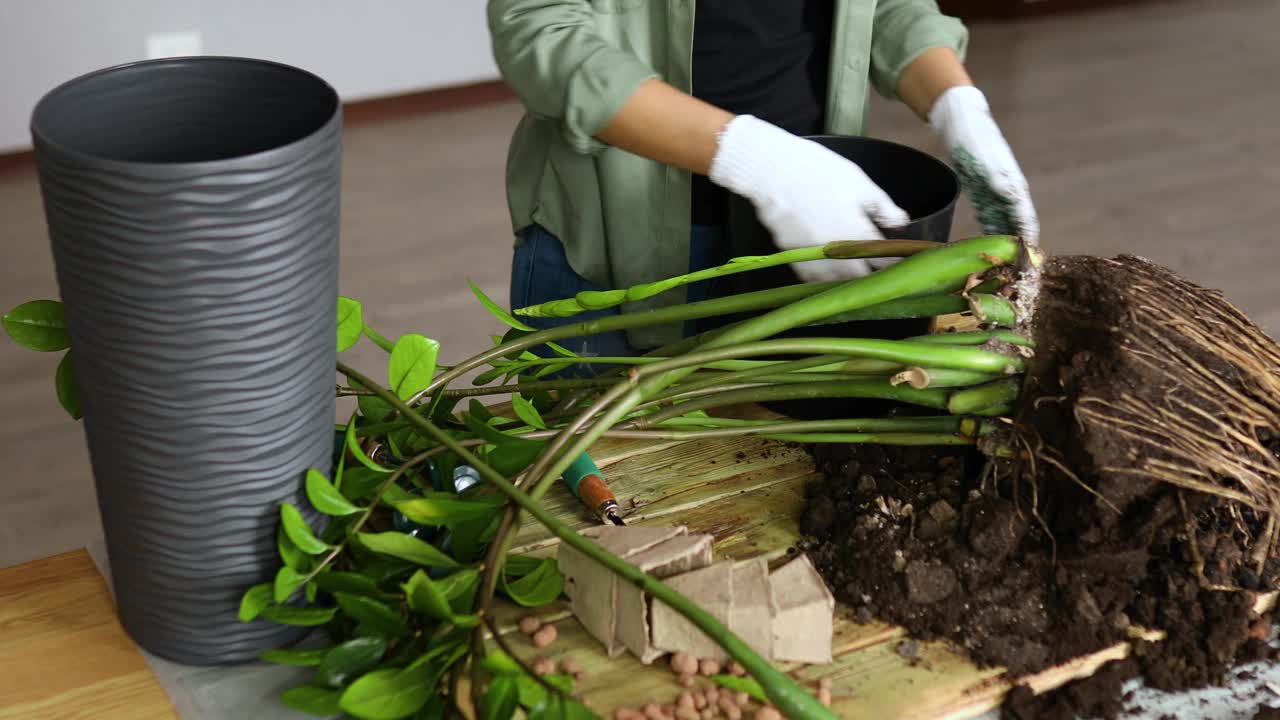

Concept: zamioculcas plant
[[9, 235, 1041, 719]]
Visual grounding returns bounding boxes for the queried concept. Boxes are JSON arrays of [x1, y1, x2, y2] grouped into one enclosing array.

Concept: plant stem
[[525, 235, 1024, 505], [363, 325, 395, 353], [336, 362, 838, 720], [968, 294, 1017, 327], [515, 240, 938, 319], [444, 378, 613, 399], [480, 614, 576, 706], [909, 329, 1032, 346], [947, 379, 1023, 415], [757, 432, 976, 445]]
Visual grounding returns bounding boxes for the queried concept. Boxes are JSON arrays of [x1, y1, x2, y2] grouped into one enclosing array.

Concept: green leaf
[[487, 441, 546, 477], [517, 674, 575, 712], [345, 413, 393, 474], [238, 582, 273, 622], [469, 280, 536, 332], [2, 300, 67, 352], [448, 513, 502, 564], [335, 592, 410, 638], [259, 647, 330, 667], [316, 636, 388, 688], [339, 648, 458, 720], [278, 526, 308, 571], [710, 675, 767, 704], [403, 570, 478, 627], [281, 503, 333, 555], [282, 686, 343, 717], [358, 392, 395, 423], [306, 468, 361, 516], [338, 296, 364, 352], [341, 467, 387, 501], [528, 695, 596, 720], [504, 555, 544, 577], [388, 334, 441, 401], [55, 351, 81, 419], [436, 567, 481, 612], [500, 558, 565, 608], [358, 532, 461, 569], [482, 675, 519, 720], [392, 493, 505, 529], [478, 650, 522, 676], [259, 605, 337, 627], [468, 399, 494, 424], [511, 394, 547, 430], [274, 565, 308, 603], [312, 570, 392, 600]]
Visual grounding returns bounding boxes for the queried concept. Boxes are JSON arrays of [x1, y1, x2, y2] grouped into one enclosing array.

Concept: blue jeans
[[509, 224, 728, 377]]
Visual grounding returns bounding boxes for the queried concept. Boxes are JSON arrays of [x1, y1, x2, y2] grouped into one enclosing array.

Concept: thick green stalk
[[799, 294, 969, 328], [909, 330, 1032, 347], [515, 240, 937, 319], [335, 362, 836, 720], [526, 235, 1024, 498], [968, 294, 1017, 327], [407, 281, 842, 406], [758, 432, 975, 445], [649, 416, 963, 432], [629, 381, 950, 428], [947, 379, 1023, 414]]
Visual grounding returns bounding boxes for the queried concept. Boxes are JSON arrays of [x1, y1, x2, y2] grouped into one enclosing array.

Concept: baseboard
[[0, 78, 516, 177]]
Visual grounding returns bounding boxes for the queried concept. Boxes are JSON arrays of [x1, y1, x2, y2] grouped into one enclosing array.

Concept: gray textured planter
[[30, 57, 341, 665]]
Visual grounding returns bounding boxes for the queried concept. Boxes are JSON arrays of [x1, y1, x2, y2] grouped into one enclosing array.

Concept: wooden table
[[0, 550, 177, 719], [2, 409, 1273, 719]]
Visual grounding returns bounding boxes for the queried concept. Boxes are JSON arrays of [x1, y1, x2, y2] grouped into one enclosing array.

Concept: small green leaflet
[[280, 503, 333, 554], [358, 532, 461, 569], [345, 412, 392, 474], [511, 394, 547, 430], [311, 571, 390, 600], [281, 686, 343, 717], [337, 296, 364, 352], [334, 592, 410, 638], [388, 333, 440, 401], [274, 565, 308, 603], [238, 582, 272, 622], [501, 557, 565, 608], [436, 567, 481, 612], [259, 647, 329, 667], [403, 569, 478, 627], [339, 645, 462, 720], [358, 392, 394, 423], [305, 468, 361, 516], [278, 526, 308, 571], [469, 280, 536, 332], [481, 675, 519, 720], [392, 493, 505, 529], [340, 467, 387, 502], [55, 351, 81, 419], [2, 299, 68, 352], [518, 674, 576, 713], [259, 605, 337, 627], [315, 636, 387, 688]]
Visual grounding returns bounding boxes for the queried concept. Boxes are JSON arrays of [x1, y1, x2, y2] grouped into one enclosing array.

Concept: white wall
[[0, 1, 500, 153]]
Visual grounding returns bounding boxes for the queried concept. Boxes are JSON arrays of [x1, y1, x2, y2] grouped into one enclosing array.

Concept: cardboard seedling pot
[[558, 526, 834, 665]]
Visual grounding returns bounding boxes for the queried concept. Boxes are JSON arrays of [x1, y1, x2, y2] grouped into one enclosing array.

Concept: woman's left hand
[[929, 86, 1040, 246]]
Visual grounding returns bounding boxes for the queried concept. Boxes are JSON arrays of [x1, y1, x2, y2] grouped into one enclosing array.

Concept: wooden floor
[[1, 0, 1278, 570]]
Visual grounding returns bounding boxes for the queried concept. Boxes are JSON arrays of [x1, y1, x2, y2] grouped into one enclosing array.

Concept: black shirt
[[690, 0, 835, 224]]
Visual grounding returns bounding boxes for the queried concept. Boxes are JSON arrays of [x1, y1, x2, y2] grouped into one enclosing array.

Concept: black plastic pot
[[30, 57, 341, 664], [721, 135, 960, 420]]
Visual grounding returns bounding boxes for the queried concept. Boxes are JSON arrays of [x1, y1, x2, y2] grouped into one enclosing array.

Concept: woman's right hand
[[709, 115, 910, 282]]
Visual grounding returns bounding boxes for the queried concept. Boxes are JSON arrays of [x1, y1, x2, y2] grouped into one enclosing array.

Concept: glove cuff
[[708, 114, 794, 200], [927, 85, 990, 133]]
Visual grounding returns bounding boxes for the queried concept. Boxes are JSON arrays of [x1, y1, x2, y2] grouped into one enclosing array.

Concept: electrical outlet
[[146, 31, 204, 59]]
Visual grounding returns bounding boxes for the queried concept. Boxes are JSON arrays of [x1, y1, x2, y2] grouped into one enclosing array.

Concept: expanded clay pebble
[[694, 693, 708, 710], [705, 687, 720, 704], [700, 709, 715, 720], [676, 709, 700, 720], [643, 703, 665, 720], [734, 692, 750, 707], [532, 657, 555, 675], [678, 673, 696, 688], [718, 696, 741, 719], [755, 707, 781, 720], [818, 677, 833, 691], [560, 657, 582, 676], [532, 623, 558, 648], [678, 692, 695, 711], [615, 709, 644, 720], [518, 615, 542, 635], [671, 652, 698, 676], [729, 663, 746, 677], [699, 659, 722, 677]]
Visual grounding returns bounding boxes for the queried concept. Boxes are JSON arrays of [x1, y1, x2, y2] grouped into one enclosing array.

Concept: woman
[[487, 0, 1037, 370]]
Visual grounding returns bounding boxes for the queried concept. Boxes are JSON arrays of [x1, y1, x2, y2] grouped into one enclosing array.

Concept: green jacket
[[487, 0, 969, 348]]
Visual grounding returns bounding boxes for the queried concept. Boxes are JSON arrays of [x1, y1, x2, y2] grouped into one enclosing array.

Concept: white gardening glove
[[929, 85, 1040, 246], [709, 114, 910, 282]]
